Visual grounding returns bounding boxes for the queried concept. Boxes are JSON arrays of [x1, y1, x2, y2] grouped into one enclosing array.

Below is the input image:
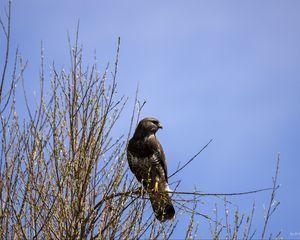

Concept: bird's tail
[[148, 187, 175, 222]]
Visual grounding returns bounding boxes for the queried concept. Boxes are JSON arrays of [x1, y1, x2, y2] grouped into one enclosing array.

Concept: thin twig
[[261, 154, 280, 239], [169, 138, 213, 179], [0, 0, 11, 103]]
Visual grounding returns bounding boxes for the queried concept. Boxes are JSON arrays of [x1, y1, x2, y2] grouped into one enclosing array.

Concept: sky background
[[1, 0, 300, 238]]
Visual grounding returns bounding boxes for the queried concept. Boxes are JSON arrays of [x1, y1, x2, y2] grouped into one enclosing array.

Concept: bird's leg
[[138, 186, 144, 196], [153, 181, 159, 193]]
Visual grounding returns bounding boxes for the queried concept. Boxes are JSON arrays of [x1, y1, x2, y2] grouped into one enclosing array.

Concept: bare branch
[[261, 154, 281, 239], [0, 0, 11, 107], [169, 138, 213, 178]]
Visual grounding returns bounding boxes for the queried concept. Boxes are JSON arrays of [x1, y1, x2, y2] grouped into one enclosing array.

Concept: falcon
[[127, 117, 175, 222]]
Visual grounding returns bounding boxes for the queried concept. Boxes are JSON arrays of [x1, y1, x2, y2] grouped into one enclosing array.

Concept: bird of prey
[[127, 117, 175, 222]]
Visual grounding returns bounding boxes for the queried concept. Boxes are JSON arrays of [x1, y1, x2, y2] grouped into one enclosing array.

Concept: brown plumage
[[127, 117, 175, 222]]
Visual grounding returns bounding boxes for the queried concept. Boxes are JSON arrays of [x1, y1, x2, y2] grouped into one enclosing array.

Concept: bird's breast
[[128, 151, 160, 169]]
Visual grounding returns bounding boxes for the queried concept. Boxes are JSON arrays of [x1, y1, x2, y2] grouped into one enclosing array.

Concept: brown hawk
[[127, 117, 175, 222]]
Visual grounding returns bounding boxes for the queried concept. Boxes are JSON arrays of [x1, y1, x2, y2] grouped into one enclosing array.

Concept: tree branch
[[169, 138, 213, 179]]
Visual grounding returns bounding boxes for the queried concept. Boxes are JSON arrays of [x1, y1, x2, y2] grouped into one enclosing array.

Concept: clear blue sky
[[1, 0, 300, 238]]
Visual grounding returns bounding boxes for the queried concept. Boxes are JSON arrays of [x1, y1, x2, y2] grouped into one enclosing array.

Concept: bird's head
[[134, 117, 163, 138]]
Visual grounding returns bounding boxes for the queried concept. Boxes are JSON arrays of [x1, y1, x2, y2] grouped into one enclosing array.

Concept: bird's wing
[[147, 136, 168, 183]]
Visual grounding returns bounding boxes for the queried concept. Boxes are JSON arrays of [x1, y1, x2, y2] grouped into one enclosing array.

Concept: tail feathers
[[149, 191, 175, 222]]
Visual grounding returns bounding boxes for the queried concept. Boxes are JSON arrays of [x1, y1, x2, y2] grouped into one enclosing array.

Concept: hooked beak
[[157, 123, 163, 129]]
